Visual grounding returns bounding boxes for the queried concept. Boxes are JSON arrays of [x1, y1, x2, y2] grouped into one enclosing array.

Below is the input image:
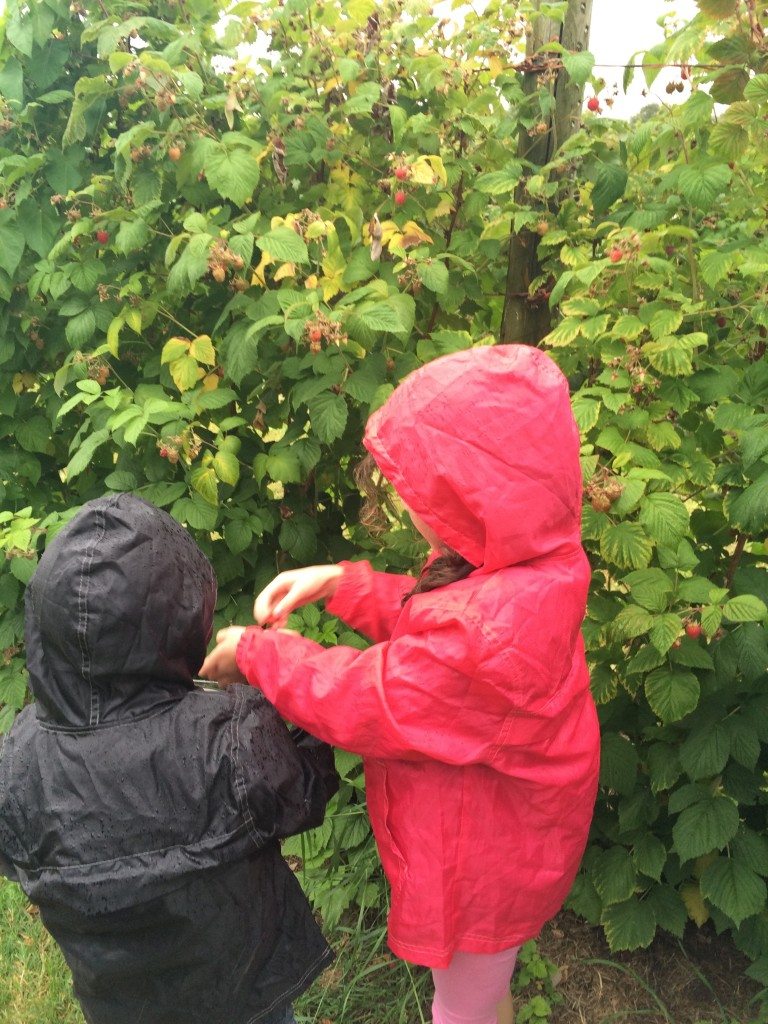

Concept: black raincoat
[[0, 494, 337, 1024]]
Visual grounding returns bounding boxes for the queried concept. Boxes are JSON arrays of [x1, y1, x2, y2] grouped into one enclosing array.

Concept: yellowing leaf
[[162, 336, 190, 364], [202, 372, 219, 391], [170, 355, 202, 393], [428, 196, 455, 221], [305, 274, 319, 289], [410, 155, 447, 187], [488, 55, 504, 78], [189, 334, 216, 365], [274, 262, 297, 281], [252, 251, 273, 287], [125, 308, 142, 334], [681, 882, 710, 927], [392, 220, 434, 250], [107, 316, 123, 357], [324, 74, 343, 93]]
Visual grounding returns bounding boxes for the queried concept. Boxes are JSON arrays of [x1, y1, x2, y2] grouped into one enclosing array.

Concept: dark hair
[[402, 548, 475, 604], [353, 453, 476, 602]]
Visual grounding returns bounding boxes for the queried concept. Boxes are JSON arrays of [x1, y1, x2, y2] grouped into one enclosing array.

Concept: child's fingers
[[254, 578, 292, 624]]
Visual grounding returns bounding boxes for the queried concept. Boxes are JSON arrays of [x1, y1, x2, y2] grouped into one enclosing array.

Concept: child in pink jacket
[[202, 344, 600, 1024]]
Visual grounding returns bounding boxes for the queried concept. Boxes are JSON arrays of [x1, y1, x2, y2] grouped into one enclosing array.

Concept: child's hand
[[254, 565, 344, 628], [199, 627, 247, 688]]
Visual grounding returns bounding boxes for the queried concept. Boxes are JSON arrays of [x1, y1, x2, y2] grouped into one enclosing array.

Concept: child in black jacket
[[0, 494, 337, 1024]]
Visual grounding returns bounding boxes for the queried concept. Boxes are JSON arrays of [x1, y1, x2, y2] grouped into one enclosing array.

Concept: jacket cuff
[[325, 560, 371, 619], [235, 626, 268, 688]]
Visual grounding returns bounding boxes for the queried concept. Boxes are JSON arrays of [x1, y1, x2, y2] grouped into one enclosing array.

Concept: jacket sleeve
[[325, 560, 415, 643], [230, 685, 339, 845], [235, 621, 511, 765]]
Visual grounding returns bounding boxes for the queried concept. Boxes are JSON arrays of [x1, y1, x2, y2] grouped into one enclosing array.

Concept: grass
[[3, 877, 766, 1024]]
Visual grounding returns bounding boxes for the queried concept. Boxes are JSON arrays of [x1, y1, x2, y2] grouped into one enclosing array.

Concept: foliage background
[[0, 0, 767, 986]]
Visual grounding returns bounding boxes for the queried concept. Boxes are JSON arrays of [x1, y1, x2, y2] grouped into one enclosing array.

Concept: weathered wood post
[[500, 0, 594, 345]]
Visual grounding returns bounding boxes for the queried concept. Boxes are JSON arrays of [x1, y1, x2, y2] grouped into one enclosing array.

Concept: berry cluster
[[207, 240, 245, 283], [586, 467, 624, 513], [304, 314, 346, 354]]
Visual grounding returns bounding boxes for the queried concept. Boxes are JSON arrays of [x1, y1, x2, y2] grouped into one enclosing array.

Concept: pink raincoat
[[236, 344, 600, 968]]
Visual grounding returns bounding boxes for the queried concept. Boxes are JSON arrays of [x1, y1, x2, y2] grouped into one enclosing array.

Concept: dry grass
[[539, 913, 764, 1024]]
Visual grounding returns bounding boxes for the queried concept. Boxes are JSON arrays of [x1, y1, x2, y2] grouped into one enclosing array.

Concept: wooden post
[[500, 0, 594, 345]]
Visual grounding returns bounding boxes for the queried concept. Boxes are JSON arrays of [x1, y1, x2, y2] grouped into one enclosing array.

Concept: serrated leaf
[[633, 835, 667, 882], [256, 226, 309, 264], [600, 522, 653, 570], [723, 594, 767, 622], [639, 493, 690, 546], [602, 897, 656, 952], [645, 667, 700, 723], [189, 334, 216, 365], [265, 451, 302, 484], [170, 355, 200, 393], [16, 416, 51, 454], [592, 163, 629, 214], [650, 613, 682, 654], [205, 143, 260, 205], [213, 450, 240, 486], [729, 470, 768, 534], [562, 49, 595, 87], [678, 163, 732, 208], [474, 170, 519, 195], [681, 882, 711, 927], [190, 466, 218, 506], [418, 260, 449, 295], [700, 857, 767, 928], [161, 337, 190, 364], [600, 733, 639, 795], [65, 428, 110, 480], [224, 519, 253, 555], [623, 568, 673, 612], [672, 794, 740, 862], [308, 391, 348, 444], [65, 309, 96, 348], [593, 846, 637, 907], [680, 722, 731, 781]]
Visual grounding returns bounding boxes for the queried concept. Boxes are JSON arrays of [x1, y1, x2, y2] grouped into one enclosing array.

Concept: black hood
[[25, 494, 217, 729]]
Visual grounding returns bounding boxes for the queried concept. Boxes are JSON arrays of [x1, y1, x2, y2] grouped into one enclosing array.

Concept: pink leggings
[[431, 948, 520, 1024]]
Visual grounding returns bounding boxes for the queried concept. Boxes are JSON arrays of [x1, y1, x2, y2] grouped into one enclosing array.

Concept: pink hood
[[364, 345, 583, 571]]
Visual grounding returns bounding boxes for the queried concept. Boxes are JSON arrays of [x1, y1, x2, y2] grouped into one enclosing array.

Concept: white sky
[[590, 0, 700, 116]]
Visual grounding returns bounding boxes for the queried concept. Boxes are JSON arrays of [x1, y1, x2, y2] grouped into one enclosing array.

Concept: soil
[[539, 912, 765, 1024]]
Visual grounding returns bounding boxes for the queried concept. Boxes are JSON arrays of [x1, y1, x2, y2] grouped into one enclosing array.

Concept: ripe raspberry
[[96, 230, 109, 245], [394, 190, 407, 206], [394, 166, 409, 181], [587, 97, 600, 112]]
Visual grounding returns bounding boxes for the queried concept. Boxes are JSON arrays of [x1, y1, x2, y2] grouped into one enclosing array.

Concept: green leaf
[[213, 450, 240, 486], [0, 225, 25, 277], [418, 260, 449, 295], [639, 493, 690, 546], [256, 226, 309, 264], [646, 885, 686, 939], [65, 309, 97, 348], [474, 170, 519, 195], [633, 835, 667, 882], [190, 466, 219, 506], [308, 391, 348, 445], [224, 519, 253, 555], [600, 733, 639, 795], [601, 897, 656, 952], [645, 667, 700, 723], [729, 470, 768, 534], [700, 857, 767, 928], [649, 613, 682, 654], [115, 219, 152, 255], [723, 594, 767, 622], [680, 722, 731, 781], [16, 416, 51, 454], [623, 568, 673, 612], [672, 794, 740, 862], [265, 451, 302, 484], [171, 495, 218, 532], [593, 846, 637, 907], [205, 143, 261, 206], [66, 428, 110, 480], [592, 163, 629, 214], [279, 514, 317, 562], [562, 49, 595, 87], [678, 163, 732, 208], [169, 355, 200, 393], [600, 522, 653, 570], [732, 830, 768, 877]]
